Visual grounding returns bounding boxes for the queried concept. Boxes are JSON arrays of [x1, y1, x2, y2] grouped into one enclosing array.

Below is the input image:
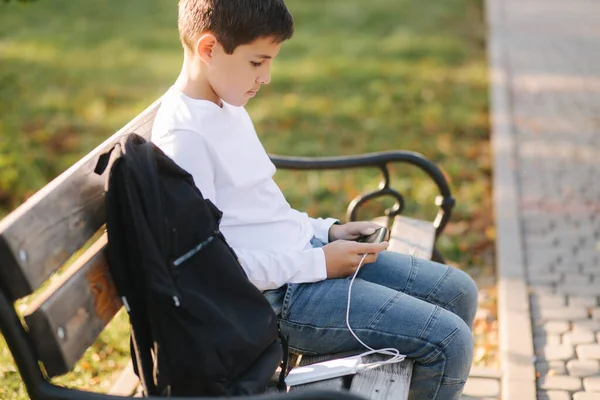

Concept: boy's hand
[[328, 221, 388, 242], [322, 240, 389, 279]]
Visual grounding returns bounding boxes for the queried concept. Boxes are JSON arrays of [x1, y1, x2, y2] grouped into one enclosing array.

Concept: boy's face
[[206, 36, 282, 107]]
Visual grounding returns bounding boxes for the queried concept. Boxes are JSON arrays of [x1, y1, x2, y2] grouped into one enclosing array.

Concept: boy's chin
[[226, 97, 250, 107]]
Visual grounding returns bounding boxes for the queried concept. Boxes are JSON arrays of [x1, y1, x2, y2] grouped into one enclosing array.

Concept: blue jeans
[[264, 238, 478, 400]]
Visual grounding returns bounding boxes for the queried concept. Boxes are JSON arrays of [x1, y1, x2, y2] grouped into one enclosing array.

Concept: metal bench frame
[[0, 100, 454, 400]]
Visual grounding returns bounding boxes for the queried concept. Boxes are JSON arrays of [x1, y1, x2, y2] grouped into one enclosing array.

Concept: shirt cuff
[[309, 217, 339, 244], [309, 247, 328, 282]]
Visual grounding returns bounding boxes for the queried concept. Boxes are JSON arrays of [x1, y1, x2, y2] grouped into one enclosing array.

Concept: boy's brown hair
[[178, 0, 294, 54]]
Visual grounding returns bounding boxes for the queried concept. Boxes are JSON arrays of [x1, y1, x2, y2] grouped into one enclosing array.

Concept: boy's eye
[[250, 61, 263, 67]]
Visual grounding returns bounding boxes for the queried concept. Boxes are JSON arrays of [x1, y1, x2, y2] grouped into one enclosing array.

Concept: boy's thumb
[[363, 227, 376, 235]]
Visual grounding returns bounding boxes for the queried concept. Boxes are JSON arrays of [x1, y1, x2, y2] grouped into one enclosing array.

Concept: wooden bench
[[0, 100, 455, 400]]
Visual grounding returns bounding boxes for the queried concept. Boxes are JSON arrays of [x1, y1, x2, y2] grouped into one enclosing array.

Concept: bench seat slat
[[290, 353, 413, 398], [388, 215, 435, 259], [0, 101, 159, 302], [349, 355, 413, 399], [23, 234, 122, 377]]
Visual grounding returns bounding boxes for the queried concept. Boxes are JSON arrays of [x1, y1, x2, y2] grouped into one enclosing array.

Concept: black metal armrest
[[269, 151, 455, 238]]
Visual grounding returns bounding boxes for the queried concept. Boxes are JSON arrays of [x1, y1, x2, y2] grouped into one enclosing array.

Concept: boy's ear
[[196, 34, 217, 64]]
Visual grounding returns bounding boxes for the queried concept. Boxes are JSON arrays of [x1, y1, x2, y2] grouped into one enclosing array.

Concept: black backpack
[[98, 133, 288, 396]]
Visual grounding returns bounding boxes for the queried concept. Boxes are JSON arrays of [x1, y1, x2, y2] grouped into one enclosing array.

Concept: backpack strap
[[103, 133, 160, 396], [277, 322, 290, 392]]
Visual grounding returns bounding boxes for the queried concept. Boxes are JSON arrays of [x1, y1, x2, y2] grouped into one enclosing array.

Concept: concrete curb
[[486, 0, 537, 398]]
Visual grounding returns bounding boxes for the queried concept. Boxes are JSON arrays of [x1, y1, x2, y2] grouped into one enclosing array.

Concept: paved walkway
[[489, 0, 600, 399]]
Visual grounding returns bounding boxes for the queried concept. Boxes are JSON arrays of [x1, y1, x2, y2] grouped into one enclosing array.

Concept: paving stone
[[534, 321, 571, 335], [557, 238, 587, 249], [531, 286, 559, 296], [564, 331, 597, 346], [583, 376, 600, 392], [526, 235, 557, 247], [528, 265, 556, 276], [582, 265, 600, 274], [537, 391, 571, 400], [468, 367, 502, 379], [573, 393, 600, 400], [523, 219, 552, 234], [563, 274, 592, 286], [529, 241, 562, 251], [537, 375, 583, 391], [566, 359, 600, 377], [531, 274, 563, 285], [558, 285, 600, 298], [533, 294, 568, 308], [593, 308, 600, 321], [576, 345, 600, 360], [581, 265, 600, 274], [537, 360, 567, 375], [569, 296, 600, 308], [575, 250, 600, 261], [462, 377, 500, 398], [531, 283, 560, 292], [538, 344, 575, 361], [555, 264, 582, 274], [572, 320, 600, 333], [538, 307, 589, 321], [529, 253, 563, 268], [535, 334, 562, 349]]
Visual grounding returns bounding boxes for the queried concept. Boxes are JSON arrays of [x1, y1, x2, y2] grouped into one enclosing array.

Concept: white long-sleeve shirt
[[151, 88, 337, 290]]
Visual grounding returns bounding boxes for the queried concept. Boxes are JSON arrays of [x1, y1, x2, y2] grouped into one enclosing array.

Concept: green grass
[[0, 0, 492, 397]]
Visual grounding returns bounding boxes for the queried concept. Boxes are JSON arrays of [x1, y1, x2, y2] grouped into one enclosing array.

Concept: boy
[[151, 1, 478, 399]]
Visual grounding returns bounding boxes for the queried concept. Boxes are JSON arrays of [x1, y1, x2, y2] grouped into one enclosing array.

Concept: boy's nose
[[257, 72, 271, 85]]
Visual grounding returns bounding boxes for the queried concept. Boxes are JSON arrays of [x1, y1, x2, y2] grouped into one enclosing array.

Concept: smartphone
[[357, 227, 388, 244]]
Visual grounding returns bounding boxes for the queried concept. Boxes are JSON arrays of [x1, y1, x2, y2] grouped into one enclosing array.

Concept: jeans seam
[[419, 347, 442, 364], [418, 304, 440, 340], [367, 292, 403, 329], [419, 325, 459, 364], [281, 283, 295, 320], [403, 255, 418, 293], [441, 377, 468, 386], [425, 265, 452, 301], [444, 290, 466, 313], [287, 344, 320, 356], [437, 327, 460, 351], [431, 352, 446, 399]]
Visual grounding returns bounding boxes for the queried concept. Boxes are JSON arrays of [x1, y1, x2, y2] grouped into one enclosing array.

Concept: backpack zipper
[[172, 234, 217, 267]]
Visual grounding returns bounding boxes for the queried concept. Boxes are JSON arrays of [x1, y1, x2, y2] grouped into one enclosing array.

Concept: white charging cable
[[346, 253, 406, 370]]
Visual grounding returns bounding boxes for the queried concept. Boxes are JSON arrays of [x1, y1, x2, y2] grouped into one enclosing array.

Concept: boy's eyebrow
[[255, 54, 272, 59]]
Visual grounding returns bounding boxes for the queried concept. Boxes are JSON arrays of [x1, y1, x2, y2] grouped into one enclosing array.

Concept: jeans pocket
[[262, 288, 285, 316]]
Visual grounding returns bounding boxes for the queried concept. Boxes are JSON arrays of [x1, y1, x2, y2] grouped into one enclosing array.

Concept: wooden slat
[[108, 361, 139, 396], [0, 100, 160, 301], [23, 234, 122, 377], [388, 215, 435, 259], [349, 355, 413, 399]]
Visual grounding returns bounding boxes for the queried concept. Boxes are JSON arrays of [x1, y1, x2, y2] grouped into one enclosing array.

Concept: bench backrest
[[0, 100, 161, 378]]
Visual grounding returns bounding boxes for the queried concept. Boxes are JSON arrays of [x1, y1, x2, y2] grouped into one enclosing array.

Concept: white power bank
[[285, 355, 362, 387]]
